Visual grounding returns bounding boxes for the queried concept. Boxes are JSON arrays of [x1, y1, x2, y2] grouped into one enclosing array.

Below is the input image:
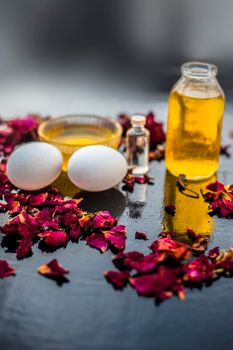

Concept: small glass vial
[[126, 115, 149, 175]]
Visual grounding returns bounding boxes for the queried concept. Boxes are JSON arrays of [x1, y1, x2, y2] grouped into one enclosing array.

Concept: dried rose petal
[[208, 247, 220, 260], [135, 231, 148, 240], [69, 225, 82, 239], [183, 255, 215, 283], [129, 253, 165, 273], [86, 233, 108, 253], [113, 251, 165, 273], [54, 199, 81, 214], [186, 229, 209, 253], [135, 174, 154, 185], [150, 237, 190, 261], [130, 265, 182, 301], [92, 211, 117, 229], [117, 114, 131, 136], [38, 230, 68, 247], [165, 204, 176, 216], [203, 181, 233, 217], [122, 173, 154, 192], [28, 193, 48, 206], [122, 173, 135, 192], [17, 223, 35, 239], [64, 211, 79, 228], [79, 213, 93, 228], [149, 145, 165, 161], [0, 260, 16, 278], [16, 239, 33, 259], [104, 270, 129, 289], [38, 259, 69, 278], [102, 225, 127, 251], [145, 112, 166, 148], [206, 181, 225, 193], [113, 251, 144, 271], [214, 248, 233, 276]]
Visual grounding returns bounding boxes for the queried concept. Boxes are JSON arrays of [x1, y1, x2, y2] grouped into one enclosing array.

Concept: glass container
[[38, 114, 122, 171], [126, 115, 149, 175], [165, 62, 225, 180]]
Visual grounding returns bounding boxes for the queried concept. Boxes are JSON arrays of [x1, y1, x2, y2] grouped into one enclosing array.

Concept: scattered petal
[[183, 255, 215, 283], [92, 211, 117, 229], [16, 239, 33, 259], [38, 231, 68, 247], [208, 247, 220, 260], [135, 231, 148, 240], [86, 233, 108, 253], [38, 259, 69, 278], [104, 270, 129, 289], [0, 260, 16, 278], [130, 265, 182, 301]]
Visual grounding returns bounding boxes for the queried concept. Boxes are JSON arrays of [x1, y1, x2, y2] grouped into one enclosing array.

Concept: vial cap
[[131, 114, 146, 127]]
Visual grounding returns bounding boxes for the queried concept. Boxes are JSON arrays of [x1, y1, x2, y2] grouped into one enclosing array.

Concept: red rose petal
[[104, 270, 129, 289], [92, 211, 117, 229], [0, 260, 16, 278], [38, 230, 68, 247], [16, 239, 33, 259], [150, 237, 190, 261], [69, 225, 82, 239], [206, 181, 225, 193], [28, 193, 48, 206], [135, 231, 148, 240], [130, 265, 182, 301], [113, 251, 144, 271], [208, 247, 220, 260], [86, 233, 108, 253], [103, 231, 126, 251], [38, 259, 69, 278], [183, 255, 215, 283]]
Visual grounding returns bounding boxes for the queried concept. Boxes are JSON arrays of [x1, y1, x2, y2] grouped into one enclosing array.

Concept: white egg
[[68, 145, 128, 192], [7, 142, 63, 190]]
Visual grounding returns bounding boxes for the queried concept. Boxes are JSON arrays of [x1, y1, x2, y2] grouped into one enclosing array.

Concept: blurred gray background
[[0, 0, 232, 117]]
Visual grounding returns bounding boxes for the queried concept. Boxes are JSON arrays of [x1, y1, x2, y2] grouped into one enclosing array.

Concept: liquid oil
[[162, 171, 215, 237], [50, 124, 112, 145], [47, 124, 113, 171], [165, 91, 224, 180]]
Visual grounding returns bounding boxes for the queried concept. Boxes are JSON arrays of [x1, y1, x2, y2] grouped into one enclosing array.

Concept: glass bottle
[[126, 115, 149, 175], [165, 61, 225, 180]]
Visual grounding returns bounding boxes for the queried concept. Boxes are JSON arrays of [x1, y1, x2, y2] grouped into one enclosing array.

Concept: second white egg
[[67, 145, 128, 192]]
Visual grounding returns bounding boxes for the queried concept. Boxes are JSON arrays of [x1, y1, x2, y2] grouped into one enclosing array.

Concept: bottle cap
[[131, 114, 146, 127]]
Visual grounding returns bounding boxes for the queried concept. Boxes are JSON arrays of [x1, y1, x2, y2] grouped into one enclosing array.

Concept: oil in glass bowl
[[38, 114, 122, 171]]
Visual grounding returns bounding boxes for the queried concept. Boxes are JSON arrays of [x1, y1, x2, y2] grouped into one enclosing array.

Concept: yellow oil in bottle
[[46, 124, 113, 171], [165, 91, 224, 180], [162, 171, 215, 237]]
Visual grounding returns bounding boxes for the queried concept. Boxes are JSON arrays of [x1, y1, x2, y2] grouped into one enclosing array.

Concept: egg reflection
[[52, 171, 126, 217], [162, 171, 216, 237]]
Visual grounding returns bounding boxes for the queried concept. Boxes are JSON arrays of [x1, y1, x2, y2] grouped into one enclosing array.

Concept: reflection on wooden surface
[[162, 171, 216, 236]]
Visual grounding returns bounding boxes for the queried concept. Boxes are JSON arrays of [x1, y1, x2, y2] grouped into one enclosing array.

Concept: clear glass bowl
[[38, 114, 123, 171]]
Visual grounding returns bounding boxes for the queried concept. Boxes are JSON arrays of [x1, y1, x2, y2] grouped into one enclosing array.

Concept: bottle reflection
[[126, 183, 148, 219], [162, 171, 216, 236]]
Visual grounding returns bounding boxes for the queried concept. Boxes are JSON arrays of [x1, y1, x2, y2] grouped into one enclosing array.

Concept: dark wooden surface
[[0, 104, 233, 350]]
